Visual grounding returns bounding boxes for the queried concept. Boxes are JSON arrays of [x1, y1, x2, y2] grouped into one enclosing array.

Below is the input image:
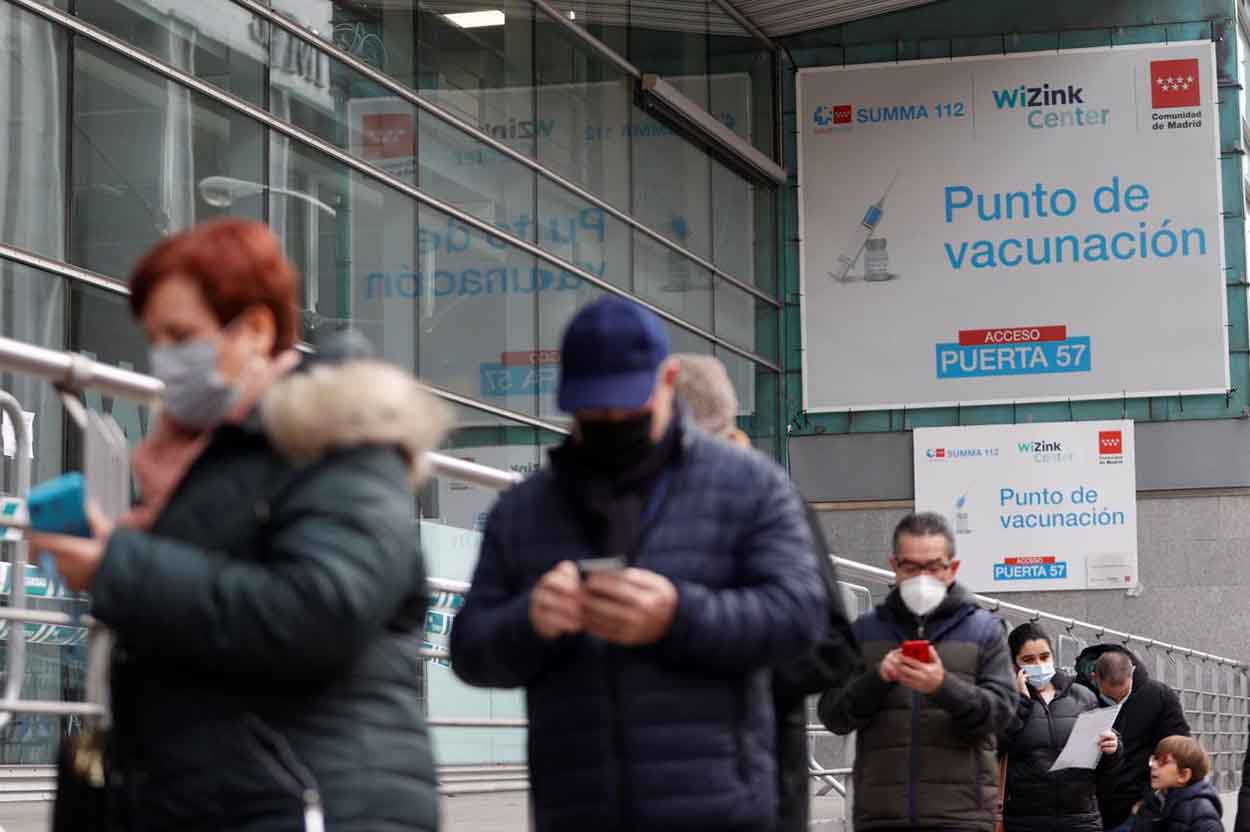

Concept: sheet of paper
[[1049, 704, 1121, 772]]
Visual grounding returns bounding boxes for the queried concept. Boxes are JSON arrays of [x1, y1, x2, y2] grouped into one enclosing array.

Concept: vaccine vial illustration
[[831, 171, 899, 283], [864, 238, 890, 281], [955, 494, 971, 535]]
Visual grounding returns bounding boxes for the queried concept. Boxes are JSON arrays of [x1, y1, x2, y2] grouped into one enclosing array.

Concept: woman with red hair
[[32, 218, 445, 831]]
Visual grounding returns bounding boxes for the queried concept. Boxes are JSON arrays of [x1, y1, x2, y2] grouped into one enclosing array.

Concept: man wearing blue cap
[[451, 297, 826, 832]]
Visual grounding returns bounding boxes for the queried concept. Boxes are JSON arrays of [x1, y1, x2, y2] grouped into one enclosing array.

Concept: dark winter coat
[[1075, 645, 1190, 829], [1125, 781, 1223, 832], [999, 672, 1122, 832], [772, 509, 863, 832], [90, 356, 443, 831], [449, 421, 826, 832], [818, 583, 1017, 831]]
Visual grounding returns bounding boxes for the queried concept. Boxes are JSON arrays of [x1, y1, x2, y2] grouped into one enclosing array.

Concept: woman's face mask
[[150, 334, 240, 431], [1022, 662, 1056, 688]]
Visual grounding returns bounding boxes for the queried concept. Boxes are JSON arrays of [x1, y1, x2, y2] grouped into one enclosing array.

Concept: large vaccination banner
[[798, 43, 1228, 412]]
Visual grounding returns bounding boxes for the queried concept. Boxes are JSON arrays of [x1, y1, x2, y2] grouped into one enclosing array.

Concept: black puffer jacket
[[90, 355, 444, 831], [999, 672, 1121, 832], [1075, 645, 1190, 829]]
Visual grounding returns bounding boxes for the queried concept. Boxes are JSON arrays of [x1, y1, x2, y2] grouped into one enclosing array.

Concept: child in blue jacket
[[1114, 736, 1222, 832]]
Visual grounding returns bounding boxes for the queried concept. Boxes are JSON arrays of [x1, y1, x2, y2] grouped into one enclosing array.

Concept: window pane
[[275, 133, 410, 359], [418, 2, 536, 154], [0, 6, 66, 259], [629, 1, 709, 109], [71, 40, 265, 278], [422, 403, 537, 766], [633, 230, 712, 331], [631, 108, 712, 260], [417, 202, 539, 416], [708, 1, 775, 158], [417, 108, 536, 241], [714, 279, 757, 354], [535, 15, 632, 210], [77, 0, 266, 106], [537, 178, 631, 293]]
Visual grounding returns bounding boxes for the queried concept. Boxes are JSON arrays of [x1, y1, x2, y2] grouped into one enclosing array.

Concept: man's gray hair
[[1094, 651, 1134, 685], [673, 354, 739, 438]]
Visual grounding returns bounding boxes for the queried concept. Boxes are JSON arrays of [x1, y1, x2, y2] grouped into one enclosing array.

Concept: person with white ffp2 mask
[[819, 512, 1017, 831]]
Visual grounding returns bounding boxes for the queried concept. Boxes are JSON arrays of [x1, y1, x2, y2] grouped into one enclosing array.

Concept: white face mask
[[900, 574, 947, 617]]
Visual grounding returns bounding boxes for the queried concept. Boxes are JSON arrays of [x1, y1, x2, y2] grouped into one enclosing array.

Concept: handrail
[[0, 334, 524, 491], [0, 337, 162, 403], [832, 557, 1248, 669]]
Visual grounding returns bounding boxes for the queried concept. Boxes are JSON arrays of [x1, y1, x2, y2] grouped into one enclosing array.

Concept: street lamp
[[197, 176, 338, 217]]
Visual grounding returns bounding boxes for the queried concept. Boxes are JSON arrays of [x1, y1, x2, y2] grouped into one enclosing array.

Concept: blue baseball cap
[[558, 297, 671, 413]]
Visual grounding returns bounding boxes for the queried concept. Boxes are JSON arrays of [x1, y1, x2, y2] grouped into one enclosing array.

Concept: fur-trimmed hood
[[261, 359, 450, 486]]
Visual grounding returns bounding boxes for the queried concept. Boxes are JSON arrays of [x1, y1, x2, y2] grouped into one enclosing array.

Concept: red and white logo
[[1150, 59, 1200, 109], [832, 105, 852, 126], [361, 113, 415, 160], [1098, 431, 1123, 456]]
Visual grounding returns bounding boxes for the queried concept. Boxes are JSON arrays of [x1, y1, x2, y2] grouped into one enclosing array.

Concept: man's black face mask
[[577, 412, 654, 474]]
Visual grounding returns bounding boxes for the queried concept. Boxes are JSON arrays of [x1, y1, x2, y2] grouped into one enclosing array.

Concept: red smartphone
[[901, 640, 932, 663]]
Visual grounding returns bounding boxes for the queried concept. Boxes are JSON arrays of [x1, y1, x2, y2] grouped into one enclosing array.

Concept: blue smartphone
[[27, 472, 89, 538]]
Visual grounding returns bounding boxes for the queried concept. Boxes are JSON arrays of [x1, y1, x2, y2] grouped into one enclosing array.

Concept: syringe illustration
[[831, 170, 900, 283]]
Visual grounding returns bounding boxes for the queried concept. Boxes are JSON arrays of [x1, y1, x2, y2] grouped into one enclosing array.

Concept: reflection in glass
[[417, 2, 536, 154], [416, 204, 541, 416], [418, 109, 535, 240], [0, 6, 66, 259], [77, 0, 267, 106], [715, 280, 757, 354], [71, 41, 265, 279], [630, 108, 712, 260], [274, 135, 407, 357], [422, 403, 537, 765], [633, 230, 713, 331], [537, 179, 630, 294], [535, 15, 632, 210], [709, 0, 775, 158], [629, 1, 709, 109]]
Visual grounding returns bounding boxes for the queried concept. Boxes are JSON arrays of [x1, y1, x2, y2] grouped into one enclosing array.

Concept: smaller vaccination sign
[[914, 421, 1138, 593]]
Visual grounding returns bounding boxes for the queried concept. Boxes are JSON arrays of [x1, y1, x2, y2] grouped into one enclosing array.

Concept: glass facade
[[0, 0, 780, 764]]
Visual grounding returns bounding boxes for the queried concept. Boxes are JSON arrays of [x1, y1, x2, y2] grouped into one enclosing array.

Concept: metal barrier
[[0, 334, 1243, 817], [821, 558, 1250, 805]]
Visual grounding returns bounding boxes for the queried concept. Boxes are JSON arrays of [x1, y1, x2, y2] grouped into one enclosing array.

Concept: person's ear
[[1178, 767, 1194, 786], [237, 305, 277, 356], [728, 428, 751, 448], [947, 559, 961, 582]]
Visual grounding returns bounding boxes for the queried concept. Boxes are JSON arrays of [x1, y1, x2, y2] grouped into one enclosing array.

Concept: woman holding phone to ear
[[998, 622, 1122, 832]]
